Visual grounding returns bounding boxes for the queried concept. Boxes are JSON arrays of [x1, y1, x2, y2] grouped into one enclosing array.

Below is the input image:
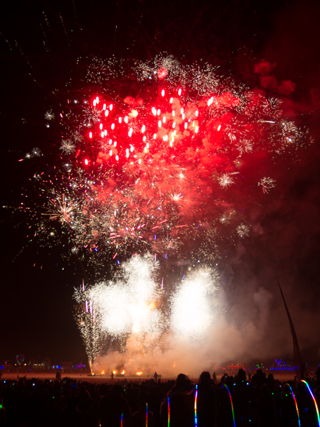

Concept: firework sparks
[[46, 195, 74, 224], [74, 255, 165, 359], [60, 139, 76, 155], [74, 255, 221, 365], [73, 298, 101, 372], [18, 54, 312, 274], [258, 177, 276, 194], [44, 109, 55, 120], [236, 223, 251, 238], [170, 268, 218, 339], [218, 174, 235, 189]]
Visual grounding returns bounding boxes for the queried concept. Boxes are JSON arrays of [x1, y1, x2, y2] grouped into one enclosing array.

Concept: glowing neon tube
[[301, 380, 320, 426], [223, 384, 236, 427], [146, 402, 148, 427], [194, 384, 198, 427], [286, 383, 301, 427], [167, 397, 170, 427], [121, 413, 123, 427]]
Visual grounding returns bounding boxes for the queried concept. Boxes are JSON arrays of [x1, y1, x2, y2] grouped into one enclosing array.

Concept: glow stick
[[223, 384, 236, 427], [146, 402, 148, 427], [121, 413, 123, 427], [301, 380, 320, 426], [167, 397, 170, 427], [286, 383, 301, 427], [194, 384, 198, 427]]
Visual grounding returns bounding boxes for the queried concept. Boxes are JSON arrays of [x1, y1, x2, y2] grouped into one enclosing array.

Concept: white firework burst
[[237, 139, 253, 155], [219, 213, 231, 224], [47, 195, 74, 224], [268, 97, 282, 109], [83, 106, 101, 125], [44, 109, 55, 120], [228, 132, 237, 142], [170, 193, 183, 201], [156, 55, 181, 79], [25, 147, 41, 159], [282, 120, 298, 135], [237, 223, 251, 238], [188, 63, 219, 95], [86, 255, 164, 339], [60, 139, 76, 155], [32, 147, 41, 157], [73, 131, 84, 143], [258, 177, 276, 194], [170, 268, 218, 339], [218, 173, 235, 188]]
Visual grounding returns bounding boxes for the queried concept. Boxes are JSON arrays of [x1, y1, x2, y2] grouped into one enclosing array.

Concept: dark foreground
[[0, 369, 319, 426]]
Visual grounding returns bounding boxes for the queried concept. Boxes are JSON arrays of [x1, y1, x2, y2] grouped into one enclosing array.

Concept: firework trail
[[73, 289, 101, 372]]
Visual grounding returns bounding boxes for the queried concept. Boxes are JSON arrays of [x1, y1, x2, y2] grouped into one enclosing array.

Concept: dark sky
[[1, 0, 320, 365]]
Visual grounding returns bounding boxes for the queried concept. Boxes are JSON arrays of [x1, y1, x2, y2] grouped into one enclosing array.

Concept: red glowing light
[[50, 57, 311, 262], [157, 68, 168, 80]]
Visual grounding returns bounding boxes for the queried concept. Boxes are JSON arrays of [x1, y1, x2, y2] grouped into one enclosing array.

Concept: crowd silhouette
[[0, 368, 320, 426]]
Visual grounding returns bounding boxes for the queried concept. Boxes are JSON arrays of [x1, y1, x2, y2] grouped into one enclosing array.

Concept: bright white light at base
[[170, 269, 217, 339], [88, 255, 163, 337]]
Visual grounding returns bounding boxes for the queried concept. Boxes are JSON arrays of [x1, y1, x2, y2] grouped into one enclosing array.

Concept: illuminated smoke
[[74, 255, 220, 367], [74, 255, 166, 358], [170, 268, 218, 339], [88, 255, 164, 337]]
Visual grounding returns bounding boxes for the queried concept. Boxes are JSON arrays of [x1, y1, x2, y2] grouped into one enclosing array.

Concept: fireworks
[[73, 255, 219, 366], [73, 255, 165, 356], [73, 297, 101, 372], [90, 255, 163, 337], [19, 54, 311, 272], [170, 268, 218, 339], [258, 177, 276, 194], [44, 109, 55, 121], [236, 223, 251, 238], [14, 54, 313, 369], [60, 139, 76, 155]]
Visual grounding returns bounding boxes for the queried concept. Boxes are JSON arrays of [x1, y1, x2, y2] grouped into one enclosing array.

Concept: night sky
[[1, 0, 320, 366]]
